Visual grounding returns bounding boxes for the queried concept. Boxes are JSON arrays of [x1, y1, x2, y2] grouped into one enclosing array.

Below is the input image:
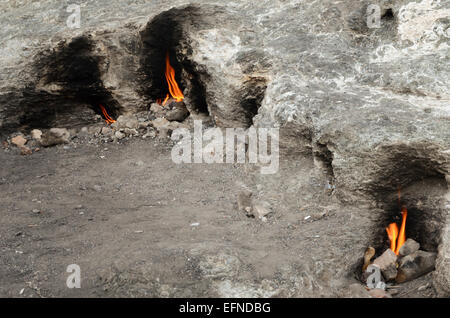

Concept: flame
[[386, 206, 408, 255], [162, 93, 170, 106], [157, 52, 184, 106], [99, 104, 116, 124], [386, 223, 398, 252]]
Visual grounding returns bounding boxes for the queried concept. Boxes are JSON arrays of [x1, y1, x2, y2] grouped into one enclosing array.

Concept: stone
[[399, 238, 420, 257], [151, 118, 170, 131], [373, 249, 398, 281], [114, 131, 125, 140], [138, 121, 150, 129], [252, 201, 272, 218], [362, 247, 376, 272], [237, 190, 253, 214], [123, 128, 139, 136], [101, 127, 113, 137], [165, 102, 190, 122], [312, 210, 329, 221], [143, 130, 157, 139], [150, 103, 164, 115], [30, 129, 42, 140], [20, 146, 32, 155], [40, 128, 70, 147], [113, 115, 139, 130], [11, 135, 26, 147], [396, 250, 437, 283]]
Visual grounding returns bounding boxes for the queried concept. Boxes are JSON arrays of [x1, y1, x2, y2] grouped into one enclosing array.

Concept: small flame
[[99, 104, 116, 124], [386, 206, 408, 255], [157, 52, 184, 106], [162, 93, 170, 106]]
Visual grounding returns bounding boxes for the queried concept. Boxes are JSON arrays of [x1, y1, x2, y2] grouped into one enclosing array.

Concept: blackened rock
[[40, 128, 70, 147], [165, 106, 189, 122], [399, 238, 420, 257], [396, 250, 437, 283]]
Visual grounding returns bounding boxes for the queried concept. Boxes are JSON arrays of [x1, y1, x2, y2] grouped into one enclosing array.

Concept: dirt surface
[[0, 135, 439, 298]]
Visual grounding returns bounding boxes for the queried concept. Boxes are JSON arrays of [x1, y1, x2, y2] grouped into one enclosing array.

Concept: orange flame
[[162, 93, 170, 106], [386, 206, 408, 255], [165, 52, 184, 102], [157, 52, 184, 106], [99, 104, 116, 124]]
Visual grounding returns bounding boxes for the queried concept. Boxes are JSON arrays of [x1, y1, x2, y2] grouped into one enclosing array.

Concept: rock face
[[0, 0, 449, 296]]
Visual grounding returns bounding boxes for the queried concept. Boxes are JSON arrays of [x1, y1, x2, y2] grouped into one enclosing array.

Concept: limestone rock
[[101, 126, 113, 137], [40, 128, 70, 147], [114, 131, 125, 140], [399, 238, 420, 257], [373, 249, 398, 281], [20, 146, 32, 156], [237, 190, 253, 215], [151, 118, 170, 130], [165, 102, 190, 122], [113, 115, 139, 130], [252, 201, 272, 219]]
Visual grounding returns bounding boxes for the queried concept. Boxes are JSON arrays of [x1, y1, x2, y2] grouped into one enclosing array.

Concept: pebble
[[115, 131, 125, 140], [31, 129, 42, 140], [11, 135, 27, 147]]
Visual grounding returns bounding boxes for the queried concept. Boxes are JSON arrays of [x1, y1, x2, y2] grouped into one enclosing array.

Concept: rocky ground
[[0, 119, 441, 298]]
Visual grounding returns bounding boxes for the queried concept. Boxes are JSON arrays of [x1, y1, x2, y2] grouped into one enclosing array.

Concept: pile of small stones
[[2, 101, 192, 155]]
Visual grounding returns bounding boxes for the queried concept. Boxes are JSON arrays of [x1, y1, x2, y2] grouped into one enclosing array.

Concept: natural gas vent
[[354, 144, 448, 285], [357, 178, 447, 285], [382, 8, 394, 20], [18, 36, 122, 130], [313, 142, 335, 181], [372, 177, 447, 254], [140, 5, 270, 128], [140, 7, 209, 117], [366, 144, 448, 254]]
